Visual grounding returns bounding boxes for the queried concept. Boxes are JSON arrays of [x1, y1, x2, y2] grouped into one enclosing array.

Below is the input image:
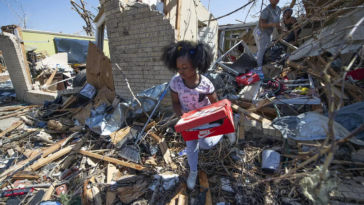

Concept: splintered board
[[86, 42, 115, 91]]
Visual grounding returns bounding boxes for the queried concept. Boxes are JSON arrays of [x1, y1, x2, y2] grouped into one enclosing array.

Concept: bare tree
[[1, 0, 31, 28], [70, 0, 96, 36]]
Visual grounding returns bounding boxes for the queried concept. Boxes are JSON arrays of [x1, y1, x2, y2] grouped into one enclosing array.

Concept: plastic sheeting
[[85, 103, 125, 136], [122, 82, 169, 118], [289, 7, 364, 60], [325, 102, 364, 140], [54, 38, 94, 64], [272, 112, 364, 145]]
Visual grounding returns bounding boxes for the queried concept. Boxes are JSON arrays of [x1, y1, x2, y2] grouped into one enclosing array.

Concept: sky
[[0, 0, 292, 36]]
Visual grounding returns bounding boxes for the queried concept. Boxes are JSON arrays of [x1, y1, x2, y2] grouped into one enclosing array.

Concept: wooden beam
[[28, 146, 73, 171], [16, 26, 32, 84], [232, 104, 272, 123], [0, 121, 23, 138], [78, 150, 150, 171], [106, 164, 116, 205], [12, 171, 39, 180], [61, 133, 89, 170], [177, 194, 188, 205], [176, 0, 182, 40], [42, 183, 55, 201], [43, 67, 59, 89], [163, 0, 171, 18], [168, 182, 187, 205], [198, 171, 212, 205]]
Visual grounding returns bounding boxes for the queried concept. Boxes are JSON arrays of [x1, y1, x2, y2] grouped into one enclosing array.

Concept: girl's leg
[[186, 140, 199, 171], [199, 135, 223, 150]]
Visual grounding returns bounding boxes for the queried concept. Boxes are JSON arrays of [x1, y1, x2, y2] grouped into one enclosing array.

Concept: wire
[[203, 0, 255, 22]]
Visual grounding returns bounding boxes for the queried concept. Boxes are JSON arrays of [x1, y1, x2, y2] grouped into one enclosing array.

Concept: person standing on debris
[[161, 41, 235, 190], [282, 8, 301, 45], [253, 0, 283, 70]]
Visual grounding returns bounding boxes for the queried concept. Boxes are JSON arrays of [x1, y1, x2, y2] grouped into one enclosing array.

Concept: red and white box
[[236, 73, 260, 86], [175, 99, 235, 141]]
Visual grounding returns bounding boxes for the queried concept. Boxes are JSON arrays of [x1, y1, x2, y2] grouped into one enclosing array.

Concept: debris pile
[[0, 2, 364, 205]]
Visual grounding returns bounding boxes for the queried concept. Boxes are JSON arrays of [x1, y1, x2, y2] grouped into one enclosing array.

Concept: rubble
[[0, 1, 364, 205]]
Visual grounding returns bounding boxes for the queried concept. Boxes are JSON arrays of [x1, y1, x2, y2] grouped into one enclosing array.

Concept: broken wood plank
[[161, 139, 178, 169], [110, 126, 132, 145], [0, 106, 27, 112], [232, 104, 272, 123], [43, 67, 59, 89], [177, 194, 188, 205], [106, 164, 117, 205], [264, 182, 274, 205], [86, 42, 115, 91], [12, 171, 39, 180], [232, 100, 277, 118], [168, 182, 187, 205], [0, 109, 30, 120], [61, 133, 89, 170], [0, 121, 23, 138], [42, 183, 55, 201], [145, 121, 156, 130], [28, 146, 73, 171], [239, 113, 245, 140], [78, 150, 150, 171], [198, 171, 212, 205], [61, 95, 76, 109], [116, 180, 149, 204], [176, 0, 182, 41], [318, 56, 339, 79], [41, 137, 71, 157]]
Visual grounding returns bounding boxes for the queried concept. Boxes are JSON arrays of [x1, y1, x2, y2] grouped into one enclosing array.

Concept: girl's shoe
[[187, 170, 198, 190]]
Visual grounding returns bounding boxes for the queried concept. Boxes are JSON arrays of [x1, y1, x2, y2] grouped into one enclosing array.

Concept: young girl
[[161, 41, 235, 190]]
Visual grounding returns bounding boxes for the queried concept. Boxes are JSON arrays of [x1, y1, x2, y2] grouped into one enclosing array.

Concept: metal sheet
[[289, 7, 364, 60], [272, 112, 364, 145], [54, 37, 95, 64]]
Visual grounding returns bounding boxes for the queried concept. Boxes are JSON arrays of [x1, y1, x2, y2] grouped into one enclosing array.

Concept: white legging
[[253, 27, 272, 67], [186, 135, 223, 171]]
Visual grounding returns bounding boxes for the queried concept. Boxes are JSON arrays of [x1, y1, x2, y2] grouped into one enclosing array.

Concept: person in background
[[161, 41, 235, 190], [282, 8, 301, 45], [253, 0, 284, 70]]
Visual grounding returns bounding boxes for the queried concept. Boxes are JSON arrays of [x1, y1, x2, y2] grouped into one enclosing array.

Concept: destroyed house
[[96, 0, 218, 105]]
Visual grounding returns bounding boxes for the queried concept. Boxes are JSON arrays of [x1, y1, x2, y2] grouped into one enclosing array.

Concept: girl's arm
[[207, 92, 219, 104], [171, 92, 183, 118]]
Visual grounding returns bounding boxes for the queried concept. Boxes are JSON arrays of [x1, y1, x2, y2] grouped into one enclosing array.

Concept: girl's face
[[176, 56, 197, 80]]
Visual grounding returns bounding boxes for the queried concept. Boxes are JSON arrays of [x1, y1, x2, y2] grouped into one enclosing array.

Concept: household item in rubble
[[263, 43, 285, 64], [230, 53, 258, 74], [175, 99, 235, 141], [118, 82, 170, 163], [236, 73, 260, 86], [253, 69, 265, 80], [261, 149, 281, 173]]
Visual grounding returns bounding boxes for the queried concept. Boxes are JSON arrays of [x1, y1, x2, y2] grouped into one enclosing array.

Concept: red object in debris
[[2, 188, 34, 197], [238, 74, 260, 86], [175, 99, 235, 141], [236, 73, 251, 87], [56, 184, 68, 196], [345, 68, 364, 81]]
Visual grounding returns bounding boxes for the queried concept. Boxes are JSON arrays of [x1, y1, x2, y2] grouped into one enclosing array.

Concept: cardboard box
[[175, 99, 235, 141]]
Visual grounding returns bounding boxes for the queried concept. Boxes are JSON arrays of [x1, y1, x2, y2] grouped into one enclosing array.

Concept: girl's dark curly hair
[[161, 41, 213, 74]]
